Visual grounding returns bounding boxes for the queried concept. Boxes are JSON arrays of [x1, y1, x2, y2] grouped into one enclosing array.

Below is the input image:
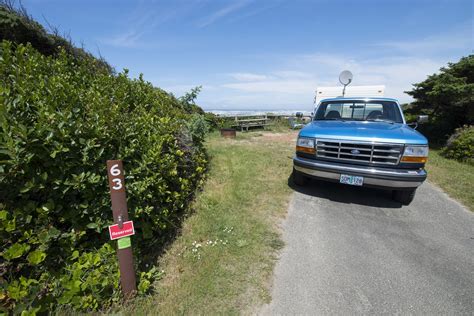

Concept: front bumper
[[293, 156, 427, 189]]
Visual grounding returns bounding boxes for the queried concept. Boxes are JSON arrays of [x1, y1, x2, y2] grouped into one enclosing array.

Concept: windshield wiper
[[365, 119, 395, 124], [316, 118, 346, 121]]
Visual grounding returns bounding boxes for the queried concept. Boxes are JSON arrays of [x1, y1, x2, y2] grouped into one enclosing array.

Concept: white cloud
[[229, 72, 269, 81], [272, 71, 314, 79], [374, 22, 473, 54], [193, 54, 446, 110], [102, 2, 195, 47], [227, 1, 283, 23], [197, 0, 252, 27], [223, 79, 316, 94], [103, 30, 143, 48]]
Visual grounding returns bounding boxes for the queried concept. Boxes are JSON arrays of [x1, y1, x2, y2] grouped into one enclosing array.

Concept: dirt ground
[[258, 131, 298, 143]]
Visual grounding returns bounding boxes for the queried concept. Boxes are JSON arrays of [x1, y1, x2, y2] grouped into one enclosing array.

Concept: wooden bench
[[232, 115, 271, 132]]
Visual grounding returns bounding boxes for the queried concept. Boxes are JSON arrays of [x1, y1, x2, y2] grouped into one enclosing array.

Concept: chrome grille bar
[[316, 139, 403, 166]]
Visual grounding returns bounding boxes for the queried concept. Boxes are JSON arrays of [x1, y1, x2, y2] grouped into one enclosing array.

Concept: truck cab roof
[[318, 97, 399, 103]]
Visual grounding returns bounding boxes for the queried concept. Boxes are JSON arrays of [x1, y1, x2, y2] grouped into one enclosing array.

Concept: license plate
[[340, 174, 364, 186]]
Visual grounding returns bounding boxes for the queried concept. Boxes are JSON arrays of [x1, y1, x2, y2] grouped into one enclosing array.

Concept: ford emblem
[[351, 149, 360, 155]]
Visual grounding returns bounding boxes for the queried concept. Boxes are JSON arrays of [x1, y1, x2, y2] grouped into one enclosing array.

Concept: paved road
[[261, 181, 474, 315]]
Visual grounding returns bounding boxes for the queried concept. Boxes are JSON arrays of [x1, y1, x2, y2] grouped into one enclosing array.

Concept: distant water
[[206, 109, 312, 117]]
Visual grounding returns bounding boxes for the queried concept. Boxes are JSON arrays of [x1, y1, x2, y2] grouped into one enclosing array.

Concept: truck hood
[[299, 121, 428, 145]]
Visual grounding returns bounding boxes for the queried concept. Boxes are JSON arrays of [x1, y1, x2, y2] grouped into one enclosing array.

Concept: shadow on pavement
[[288, 174, 403, 209]]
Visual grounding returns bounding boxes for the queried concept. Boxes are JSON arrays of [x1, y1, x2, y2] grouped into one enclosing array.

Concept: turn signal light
[[296, 146, 316, 154], [401, 156, 427, 163]]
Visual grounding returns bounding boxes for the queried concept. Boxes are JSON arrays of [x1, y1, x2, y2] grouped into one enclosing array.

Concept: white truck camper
[[314, 85, 385, 104]]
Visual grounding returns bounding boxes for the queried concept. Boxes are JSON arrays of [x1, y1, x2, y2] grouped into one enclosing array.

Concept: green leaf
[[20, 306, 41, 316], [65, 280, 82, 294], [0, 211, 15, 232], [71, 250, 79, 260], [86, 223, 98, 229], [27, 250, 47, 265], [48, 227, 60, 238], [25, 215, 32, 224], [5, 216, 16, 232], [0, 148, 13, 158], [7, 280, 27, 300], [4, 243, 30, 260], [138, 279, 151, 294], [19, 186, 30, 193]]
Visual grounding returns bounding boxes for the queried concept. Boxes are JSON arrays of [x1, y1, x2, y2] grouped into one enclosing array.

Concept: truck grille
[[316, 139, 403, 166]]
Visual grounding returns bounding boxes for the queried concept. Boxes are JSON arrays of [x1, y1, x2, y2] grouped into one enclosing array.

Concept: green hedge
[[441, 125, 474, 164], [0, 42, 207, 313]]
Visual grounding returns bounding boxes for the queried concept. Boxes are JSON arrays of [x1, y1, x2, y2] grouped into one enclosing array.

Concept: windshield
[[314, 100, 403, 123]]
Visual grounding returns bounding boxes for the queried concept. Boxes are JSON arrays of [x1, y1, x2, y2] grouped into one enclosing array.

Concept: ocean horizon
[[205, 109, 313, 117]]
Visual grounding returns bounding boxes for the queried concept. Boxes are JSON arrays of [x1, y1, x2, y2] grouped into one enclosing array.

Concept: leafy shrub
[[441, 125, 474, 164], [203, 112, 221, 131], [0, 42, 207, 313], [215, 116, 236, 129], [187, 114, 210, 144]]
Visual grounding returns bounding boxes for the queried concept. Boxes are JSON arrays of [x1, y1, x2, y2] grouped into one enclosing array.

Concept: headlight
[[401, 145, 429, 163], [297, 137, 315, 148], [296, 137, 315, 154]]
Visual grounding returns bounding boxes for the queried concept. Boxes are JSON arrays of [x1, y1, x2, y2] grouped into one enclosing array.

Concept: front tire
[[292, 168, 308, 186], [392, 189, 416, 205]]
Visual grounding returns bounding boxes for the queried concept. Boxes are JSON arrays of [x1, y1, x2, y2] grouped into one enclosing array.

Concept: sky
[[22, 0, 473, 111]]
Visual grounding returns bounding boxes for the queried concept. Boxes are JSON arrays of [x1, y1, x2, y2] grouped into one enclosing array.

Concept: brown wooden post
[[106, 160, 137, 297]]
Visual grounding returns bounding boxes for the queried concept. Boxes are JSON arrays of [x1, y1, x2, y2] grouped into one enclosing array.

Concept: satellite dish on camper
[[339, 70, 353, 85], [339, 70, 353, 97]]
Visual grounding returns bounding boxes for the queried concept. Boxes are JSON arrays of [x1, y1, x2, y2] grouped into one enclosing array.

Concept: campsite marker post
[[106, 160, 137, 297]]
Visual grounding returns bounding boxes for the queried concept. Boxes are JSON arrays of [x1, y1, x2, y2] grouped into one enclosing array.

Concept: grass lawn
[[127, 130, 297, 314], [425, 149, 473, 211]]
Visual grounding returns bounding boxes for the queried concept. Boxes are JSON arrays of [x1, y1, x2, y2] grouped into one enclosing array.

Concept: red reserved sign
[[108, 221, 135, 240]]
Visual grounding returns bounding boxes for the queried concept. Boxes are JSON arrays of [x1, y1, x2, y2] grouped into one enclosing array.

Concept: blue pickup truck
[[293, 97, 429, 205]]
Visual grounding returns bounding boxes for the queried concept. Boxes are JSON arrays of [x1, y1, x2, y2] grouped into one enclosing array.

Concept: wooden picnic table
[[231, 115, 272, 131], [236, 118, 269, 122]]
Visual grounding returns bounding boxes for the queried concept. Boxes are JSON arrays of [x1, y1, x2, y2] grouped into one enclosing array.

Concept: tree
[[179, 85, 204, 114], [405, 55, 474, 143]]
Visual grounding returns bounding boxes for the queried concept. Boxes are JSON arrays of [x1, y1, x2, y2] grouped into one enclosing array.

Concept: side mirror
[[417, 115, 428, 124], [408, 115, 429, 129]]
